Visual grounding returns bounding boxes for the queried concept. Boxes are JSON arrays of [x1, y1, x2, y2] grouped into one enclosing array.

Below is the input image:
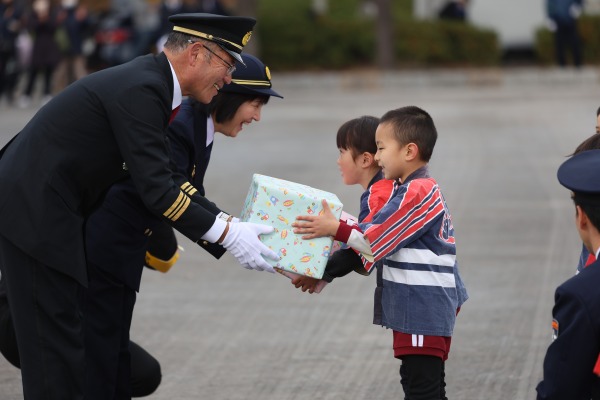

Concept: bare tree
[[374, 0, 394, 69]]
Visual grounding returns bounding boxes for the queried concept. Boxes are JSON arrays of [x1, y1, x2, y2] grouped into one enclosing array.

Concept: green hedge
[[394, 20, 499, 67], [535, 15, 600, 65], [256, 0, 500, 70]]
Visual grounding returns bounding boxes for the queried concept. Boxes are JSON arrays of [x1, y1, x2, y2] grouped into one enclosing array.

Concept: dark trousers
[[24, 66, 55, 97], [129, 341, 162, 397], [83, 261, 137, 400], [0, 234, 85, 399], [400, 355, 447, 400], [0, 292, 161, 398], [555, 21, 582, 67], [0, 48, 20, 102]]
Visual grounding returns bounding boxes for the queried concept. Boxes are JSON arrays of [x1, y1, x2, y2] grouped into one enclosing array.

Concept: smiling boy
[[293, 106, 468, 399]]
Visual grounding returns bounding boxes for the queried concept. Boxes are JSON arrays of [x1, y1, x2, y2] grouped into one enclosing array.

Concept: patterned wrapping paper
[[240, 174, 343, 279]]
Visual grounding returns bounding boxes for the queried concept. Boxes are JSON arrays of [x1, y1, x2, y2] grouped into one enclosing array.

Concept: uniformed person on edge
[[0, 13, 279, 399], [536, 149, 600, 399]]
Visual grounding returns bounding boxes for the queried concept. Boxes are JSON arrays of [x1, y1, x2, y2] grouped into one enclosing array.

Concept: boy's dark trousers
[[400, 355, 447, 400]]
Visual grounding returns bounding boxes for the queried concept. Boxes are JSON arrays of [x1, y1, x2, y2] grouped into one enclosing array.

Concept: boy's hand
[[291, 275, 320, 294], [292, 199, 339, 239]]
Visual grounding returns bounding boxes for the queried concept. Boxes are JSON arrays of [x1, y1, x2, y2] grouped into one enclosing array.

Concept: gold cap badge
[[242, 31, 252, 46]]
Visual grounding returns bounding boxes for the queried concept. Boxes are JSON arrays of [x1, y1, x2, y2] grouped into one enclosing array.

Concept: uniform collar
[[167, 59, 182, 110]]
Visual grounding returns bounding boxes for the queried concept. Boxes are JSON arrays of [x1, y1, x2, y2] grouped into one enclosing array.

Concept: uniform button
[[202, 241, 208, 246]]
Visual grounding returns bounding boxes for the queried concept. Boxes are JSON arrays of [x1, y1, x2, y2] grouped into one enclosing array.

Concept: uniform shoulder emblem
[[552, 318, 559, 340]]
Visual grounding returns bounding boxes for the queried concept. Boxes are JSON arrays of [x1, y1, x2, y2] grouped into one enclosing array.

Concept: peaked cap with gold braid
[[168, 13, 255, 65], [219, 53, 283, 98]]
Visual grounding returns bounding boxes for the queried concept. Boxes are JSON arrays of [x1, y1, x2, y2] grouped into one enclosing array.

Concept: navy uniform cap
[[557, 149, 600, 194], [220, 53, 283, 99], [168, 13, 255, 65]]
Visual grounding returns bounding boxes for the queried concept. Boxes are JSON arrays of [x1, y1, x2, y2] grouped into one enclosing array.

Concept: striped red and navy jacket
[[356, 166, 468, 336]]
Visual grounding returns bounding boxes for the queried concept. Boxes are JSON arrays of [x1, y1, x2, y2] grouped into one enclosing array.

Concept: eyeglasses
[[204, 45, 236, 75], [187, 40, 236, 75]]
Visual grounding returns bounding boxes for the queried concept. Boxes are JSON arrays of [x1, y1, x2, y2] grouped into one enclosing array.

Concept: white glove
[[221, 222, 279, 273], [231, 216, 240, 223]]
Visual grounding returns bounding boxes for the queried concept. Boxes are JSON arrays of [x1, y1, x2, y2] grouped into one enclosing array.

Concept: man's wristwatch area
[[217, 212, 234, 223]]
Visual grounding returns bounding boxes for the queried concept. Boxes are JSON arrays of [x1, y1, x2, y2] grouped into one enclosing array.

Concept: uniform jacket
[[84, 98, 227, 290], [536, 259, 600, 400], [0, 53, 221, 285], [359, 166, 468, 336]]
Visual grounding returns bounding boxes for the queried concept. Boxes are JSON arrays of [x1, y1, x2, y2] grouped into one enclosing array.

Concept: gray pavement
[[1, 66, 599, 399]]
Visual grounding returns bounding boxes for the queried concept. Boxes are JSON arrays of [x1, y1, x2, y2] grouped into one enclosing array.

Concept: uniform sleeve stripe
[[171, 194, 190, 221], [181, 182, 198, 196], [164, 191, 191, 221]]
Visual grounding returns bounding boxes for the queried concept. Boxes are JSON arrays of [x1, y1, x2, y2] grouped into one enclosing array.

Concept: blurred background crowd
[[0, 0, 231, 109], [1, 0, 599, 110]]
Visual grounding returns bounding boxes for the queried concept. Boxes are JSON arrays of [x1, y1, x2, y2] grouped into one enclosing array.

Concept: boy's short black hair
[[380, 106, 437, 162], [336, 116, 380, 159], [207, 92, 270, 124]]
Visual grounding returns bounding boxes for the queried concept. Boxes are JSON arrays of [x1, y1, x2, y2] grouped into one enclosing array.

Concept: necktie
[[169, 105, 180, 124]]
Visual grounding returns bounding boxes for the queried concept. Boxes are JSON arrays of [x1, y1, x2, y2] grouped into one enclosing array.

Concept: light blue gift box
[[240, 174, 343, 279]]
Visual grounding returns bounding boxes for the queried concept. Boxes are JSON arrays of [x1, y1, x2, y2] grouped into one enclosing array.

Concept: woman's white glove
[[221, 222, 279, 273]]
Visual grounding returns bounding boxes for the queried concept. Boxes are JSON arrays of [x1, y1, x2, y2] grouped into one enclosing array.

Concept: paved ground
[[0, 66, 599, 399]]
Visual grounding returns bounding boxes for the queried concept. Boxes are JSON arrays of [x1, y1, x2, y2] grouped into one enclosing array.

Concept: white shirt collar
[[595, 247, 600, 260], [206, 116, 215, 147], [167, 59, 182, 110]]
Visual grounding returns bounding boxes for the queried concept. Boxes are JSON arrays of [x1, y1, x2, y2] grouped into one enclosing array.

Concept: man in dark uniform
[[0, 52, 283, 399], [0, 13, 279, 399], [536, 149, 600, 399]]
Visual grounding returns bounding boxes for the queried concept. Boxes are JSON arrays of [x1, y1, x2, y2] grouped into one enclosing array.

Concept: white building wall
[[414, 0, 600, 49]]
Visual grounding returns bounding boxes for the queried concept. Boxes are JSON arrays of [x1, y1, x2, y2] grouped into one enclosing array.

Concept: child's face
[[337, 148, 362, 185], [596, 114, 600, 134], [375, 122, 408, 180]]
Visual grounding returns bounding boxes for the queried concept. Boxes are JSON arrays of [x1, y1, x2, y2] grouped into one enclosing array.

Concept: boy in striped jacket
[[293, 106, 468, 400]]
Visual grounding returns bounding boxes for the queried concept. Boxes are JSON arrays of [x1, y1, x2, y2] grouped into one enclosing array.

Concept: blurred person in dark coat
[[18, 0, 62, 108], [438, 0, 468, 22], [52, 0, 90, 93], [0, 0, 22, 106], [546, 0, 583, 67]]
